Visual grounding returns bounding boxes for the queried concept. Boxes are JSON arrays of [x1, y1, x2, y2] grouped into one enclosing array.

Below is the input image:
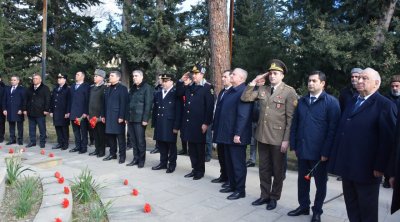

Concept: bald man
[[329, 68, 397, 222]]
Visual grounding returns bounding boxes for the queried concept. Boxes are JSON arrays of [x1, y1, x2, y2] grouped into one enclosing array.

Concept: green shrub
[[14, 176, 41, 219], [71, 168, 102, 204], [5, 157, 32, 186], [89, 200, 112, 221]]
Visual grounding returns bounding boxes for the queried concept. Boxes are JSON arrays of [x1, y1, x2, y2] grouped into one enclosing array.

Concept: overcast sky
[[87, 0, 202, 30]]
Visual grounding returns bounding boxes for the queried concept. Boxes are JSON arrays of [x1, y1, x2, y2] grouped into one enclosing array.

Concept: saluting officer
[[151, 74, 182, 173], [50, 74, 71, 150], [241, 59, 298, 210], [176, 64, 214, 180]]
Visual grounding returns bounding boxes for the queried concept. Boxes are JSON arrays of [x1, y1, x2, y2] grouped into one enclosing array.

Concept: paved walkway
[[1, 142, 399, 222]]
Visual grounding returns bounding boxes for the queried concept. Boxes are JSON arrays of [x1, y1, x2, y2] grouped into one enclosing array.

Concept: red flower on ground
[[144, 203, 151, 213], [64, 186, 70, 195], [40, 149, 45, 155], [55, 171, 61, 179], [49, 153, 55, 157], [123, 179, 128, 185], [58, 177, 65, 184], [62, 198, 69, 208], [132, 189, 139, 196], [0, 145, 2, 149], [55, 218, 62, 222], [8, 148, 14, 154]]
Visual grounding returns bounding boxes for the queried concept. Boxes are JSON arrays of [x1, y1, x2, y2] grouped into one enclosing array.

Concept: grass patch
[[5, 156, 33, 186]]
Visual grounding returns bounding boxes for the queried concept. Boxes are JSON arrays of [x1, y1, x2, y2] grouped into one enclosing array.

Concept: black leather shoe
[[287, 207, 310, 216], [6, 141, 16, 145], [61, 145, 68, 150], [193, 175, 203, 180], [150, 148, 159, 154], [126, 160, 138, 166], [79, 150, 87, 154], [246, 161, 255, 167], [266, 199, 277, 210], [221, 182, 230, 188], [69, 148, 79, 153], [227, 191, 245, 200], [97, 153, 105, 158], [211, 177, 226, 183], [26, 142, 36, 148], [89, 151, 98, 156], [119, 158, 125, 164], [219, 188, 234, 193], [152, 164, 167, 170], [18, 141, 23, 145], [184, 172, 195, 178], [103, 155, 117, 161], [311, 213, 321, 222], [252, 198, 270, 206], [138, 162, 144, 168], [52, 144, 62, 149], [177, 150, 187, 155], [166, 167, 175, 173]]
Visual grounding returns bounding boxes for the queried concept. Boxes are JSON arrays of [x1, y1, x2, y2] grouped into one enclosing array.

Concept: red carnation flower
[[55, 218, 62, 222], [304, 175, 311, 181], [58, 177, 65, 184], [55, 171, 61, 179], [74, 117, 82, 126], [132, 189, 139, 196], [64, 186, 70, 195], [144, 203, 151, 213], [9, 148, 14, 154], [123, 179, 128, 186], [40, 149, 45, 155], [62, 198, 69, 208], [49, 152, 55, 157], [0, 145, 2, 149], [304, 161, 321, 181]]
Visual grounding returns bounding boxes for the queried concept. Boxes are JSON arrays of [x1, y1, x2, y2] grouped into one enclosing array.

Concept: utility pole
[[41, 0, 47, 80]]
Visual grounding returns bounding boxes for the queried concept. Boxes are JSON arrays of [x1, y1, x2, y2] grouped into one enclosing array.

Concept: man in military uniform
[[151, 74, 181, 173], [50, 74, 71, 150], [177, 64, 214, 180], [241, 59, 298, 210]]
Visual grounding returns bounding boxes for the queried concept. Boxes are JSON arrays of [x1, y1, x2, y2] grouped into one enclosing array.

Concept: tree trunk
[[208, 0, 230, 94], [121, 0, 133, 87], [0, 1, 5, 71], [373, 0, 398, 53]]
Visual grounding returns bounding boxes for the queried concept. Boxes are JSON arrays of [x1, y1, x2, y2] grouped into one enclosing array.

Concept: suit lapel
[[349, 93, 377, 117]]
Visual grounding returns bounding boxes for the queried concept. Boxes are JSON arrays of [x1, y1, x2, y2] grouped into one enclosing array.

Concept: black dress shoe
[[26, 142, 36, 148], [89, 151, 98, 156], [287, 207, 310, 216], [211, 177, 227, 183], [18, 141, 23, 145], [52, 144, 62, 149], [79, 150, 87, 154], [138, 162, 144, 168], [150, 148, 159, 154], [103, 155, 117, 161], [69, 148, 79, 153], [227, 191, 245, 200], [311, 213, 321, 222], [126, 160, 138, 166], [184, 172, 195, 178], [97, 153, 105, 157], [6, 141, 16, 145], [152, 164, 167, 170], [193, 175, 203, 180], [252, 198, 270, 206], [119, 158, 125, 164], [166, 167, 175, 173], [246, 161, 256, 167], [219, 188, 234, 193], [177, 150, 187, 155], [266, 199, 277, 210], [221, 182, 230, 188]]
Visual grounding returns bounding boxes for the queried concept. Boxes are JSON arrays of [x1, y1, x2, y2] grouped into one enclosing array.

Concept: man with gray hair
[[214, 68, 252, 200], [339, 67, 362, 112], [329, 68, 397, 222]]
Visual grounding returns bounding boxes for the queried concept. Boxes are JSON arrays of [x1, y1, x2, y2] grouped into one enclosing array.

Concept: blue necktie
[[310, 96, 316, 105], [352, 97, 365, 113]]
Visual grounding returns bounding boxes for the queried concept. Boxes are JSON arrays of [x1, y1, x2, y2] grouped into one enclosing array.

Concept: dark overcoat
[[2, 85, 25, 122], [104, 83, 128, 134], [69, 82, 90, 120], [25, 84, 51, 117], [50, 84, 71, 126]]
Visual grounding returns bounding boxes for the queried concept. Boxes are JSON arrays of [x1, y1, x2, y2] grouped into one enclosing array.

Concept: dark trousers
[[258, 142, 286, 200], [93, 122, 106, 155], [9, 121, 23, 143], [55, 125, 69, 147], [342, 179, 380, 222], [217, 143, 228, 181], [0, 114, 5, 141], [158, 140, 177, 168], [28, 116, 46, 145], [188, 142, 206, 177], [107, 133, 126, 158], [71, 118, 88, 151], [181, 138, 188, 153], [225, 144, 247, 193], [297, 159, 327, 214], [128, 122, 146, 164], [88, 127, 94, 144]]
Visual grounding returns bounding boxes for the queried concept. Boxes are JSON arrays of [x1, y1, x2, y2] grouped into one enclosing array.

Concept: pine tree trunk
[[373, 0, 398, 53], [208, 0, 230, 94], [121, 0, 133, 87]]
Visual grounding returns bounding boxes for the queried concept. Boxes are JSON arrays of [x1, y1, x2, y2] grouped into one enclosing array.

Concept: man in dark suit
[[214, 68, 252, 200], [25, 73, 51, 148], [69, 71, 90, 154], [3, 75, 25, 145], [50, 74, 71, 150], [288, 71, 340, 222], [329, 68, 397, 222], [211, 70, 232, 184], [338, 68, 362, 112], [0, 75, 6, 143], [151, 74, 181, 173], [177, 64, 214, 180], [103, 71, 128, 164]]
